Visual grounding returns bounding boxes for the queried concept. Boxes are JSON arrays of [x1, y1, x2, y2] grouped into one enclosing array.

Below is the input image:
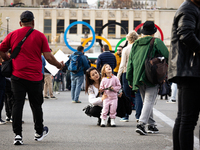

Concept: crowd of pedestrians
[[0, 1, 200, 148]]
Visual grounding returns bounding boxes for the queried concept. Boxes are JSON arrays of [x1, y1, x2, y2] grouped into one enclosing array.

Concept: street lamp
[[6, 17, 10, 35]]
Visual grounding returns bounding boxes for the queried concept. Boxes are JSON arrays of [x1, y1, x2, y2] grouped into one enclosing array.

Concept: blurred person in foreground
[[168, 0, 200, 149]]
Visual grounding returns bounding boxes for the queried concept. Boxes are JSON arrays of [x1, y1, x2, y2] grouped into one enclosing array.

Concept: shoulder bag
[[1, 28, 34, 77], [145, 38, 168, 85]]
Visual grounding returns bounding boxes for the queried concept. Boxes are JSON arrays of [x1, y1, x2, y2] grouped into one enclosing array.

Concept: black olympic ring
[[98, 21, 128, 49]]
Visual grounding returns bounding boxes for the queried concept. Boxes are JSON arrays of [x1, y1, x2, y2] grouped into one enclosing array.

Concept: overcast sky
[[87, 0, 97, 5]]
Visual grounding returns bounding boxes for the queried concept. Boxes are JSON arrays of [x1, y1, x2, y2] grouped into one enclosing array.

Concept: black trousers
[[173, 78, 200, 150], [11, 75, 44, 136]]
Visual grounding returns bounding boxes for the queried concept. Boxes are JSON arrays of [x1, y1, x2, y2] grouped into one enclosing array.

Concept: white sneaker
[[166, 99, 176, 103], [55, 92, 60, 94], [100, 119, 106, 127], [13, 135, 23, 145], [111, 119, 116, 127], [0, 119, 6, 125]]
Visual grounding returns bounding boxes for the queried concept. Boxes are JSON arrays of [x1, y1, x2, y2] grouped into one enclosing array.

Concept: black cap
[[20, 11, 34, 23], [141, 21, 157, 35]]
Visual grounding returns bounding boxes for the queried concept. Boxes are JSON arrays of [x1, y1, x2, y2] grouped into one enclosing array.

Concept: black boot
[[97, 118, 101, 126]]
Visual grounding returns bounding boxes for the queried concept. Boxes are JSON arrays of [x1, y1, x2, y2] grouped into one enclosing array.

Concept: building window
[[121, 20, 128, 35], [108, 20, 115, 35], [134, 20, 141, 34], [57, 19, 64, 34], [95, 20, 103, 34], [44, 19, 51, 33], [69, 20, 77, 34], [44, 19, 51, 43], [82, 20, 90, 34]]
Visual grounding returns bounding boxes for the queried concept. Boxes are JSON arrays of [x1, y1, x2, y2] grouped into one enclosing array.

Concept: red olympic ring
[[134, 23, 164, 41]]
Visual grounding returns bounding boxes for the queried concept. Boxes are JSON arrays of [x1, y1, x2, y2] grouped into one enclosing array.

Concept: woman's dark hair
[[85, 67, 101, 94]]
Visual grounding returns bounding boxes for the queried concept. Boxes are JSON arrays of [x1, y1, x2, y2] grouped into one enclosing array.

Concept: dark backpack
[[145, 38, 168, 85], [68, 53, 82, 74]]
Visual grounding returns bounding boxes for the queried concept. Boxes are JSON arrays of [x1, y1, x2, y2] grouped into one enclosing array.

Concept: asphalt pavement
[[0, 90, 199, 150]]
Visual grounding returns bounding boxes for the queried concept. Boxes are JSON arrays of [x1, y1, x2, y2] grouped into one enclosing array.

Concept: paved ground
[[0, 90, 199, 150]]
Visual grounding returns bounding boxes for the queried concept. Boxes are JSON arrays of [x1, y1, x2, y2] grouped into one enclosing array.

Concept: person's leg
[[109, 98, 118, 119], [135, 90, 143, 120], [170, 83, 177, 100], [100, 99, 109, 120], [173, 81, 200, 150], [27, 80, 44, 135], [138, 85, 158, 125], [70, 76, 76, 101], [0, 89, 5, 120], [90, 106, 102, 118], [74, 76, 84, 102], [121, 73, 132, 120], [11, 77, 26, 136], [43, 75, 48, 97], [46, 75, 54, 97]]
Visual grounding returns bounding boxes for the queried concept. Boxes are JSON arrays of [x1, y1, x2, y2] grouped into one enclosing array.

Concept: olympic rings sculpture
[[64, 21, 96, 52], [114, 37, 126, 52], [98, 21, 128, 48], [114, 23, 164, 52], [64, 21, 164, 53], [82, 36, 112, 51]]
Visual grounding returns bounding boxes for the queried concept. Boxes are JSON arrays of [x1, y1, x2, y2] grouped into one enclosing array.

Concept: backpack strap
[[147, 37, 155, 58]]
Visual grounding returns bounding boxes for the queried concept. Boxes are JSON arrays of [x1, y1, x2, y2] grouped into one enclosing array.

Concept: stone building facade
[[0, 0, 184, 52]]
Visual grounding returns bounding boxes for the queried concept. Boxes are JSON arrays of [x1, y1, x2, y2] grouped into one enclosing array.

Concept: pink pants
[[101, 97, 118, 120]]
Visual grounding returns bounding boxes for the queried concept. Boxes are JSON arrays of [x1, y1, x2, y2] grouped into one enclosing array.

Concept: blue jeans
[[135, 90, 143, 119], [122, 73, 143, 119], [71, 75, 84, 102]]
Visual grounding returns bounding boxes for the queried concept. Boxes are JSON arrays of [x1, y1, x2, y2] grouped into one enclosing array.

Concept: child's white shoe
[[100, 119, 106, 127], [111, 119, 116, 127]]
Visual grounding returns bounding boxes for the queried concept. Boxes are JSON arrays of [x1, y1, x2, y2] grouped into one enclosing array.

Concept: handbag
[[145, 38, 168, 85], [1, 28, 34, 77], [158, 80, 171, 96]]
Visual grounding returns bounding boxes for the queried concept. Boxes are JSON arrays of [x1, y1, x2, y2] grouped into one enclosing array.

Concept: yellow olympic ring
[[82, 36, 112, 51]]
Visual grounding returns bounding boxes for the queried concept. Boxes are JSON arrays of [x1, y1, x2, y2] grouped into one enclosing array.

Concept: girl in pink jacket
[[100, 64, 121, 127]]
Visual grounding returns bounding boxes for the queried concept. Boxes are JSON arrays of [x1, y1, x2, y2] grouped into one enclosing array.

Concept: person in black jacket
[[168, 0, 200, 149], [96, 45, 116, 73]]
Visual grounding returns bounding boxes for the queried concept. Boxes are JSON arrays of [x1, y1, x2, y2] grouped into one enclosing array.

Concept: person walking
[[97, 45, 116, 72], [168, 0, 200, 149], [117, 30, 143, 122], [126, 21, 169, 135], [0, 10, 64, 145], [65, 46, 90, 103], [113, 46, 122, 76]]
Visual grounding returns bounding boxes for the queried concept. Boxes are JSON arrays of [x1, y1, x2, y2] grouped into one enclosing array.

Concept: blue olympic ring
[[64, 21, 96, 52]]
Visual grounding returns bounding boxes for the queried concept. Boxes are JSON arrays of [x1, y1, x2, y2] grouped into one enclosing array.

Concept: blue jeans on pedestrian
[[135, 90, 143, 119], [122, 73, 143, 120], [71, 75, 84, 102]]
